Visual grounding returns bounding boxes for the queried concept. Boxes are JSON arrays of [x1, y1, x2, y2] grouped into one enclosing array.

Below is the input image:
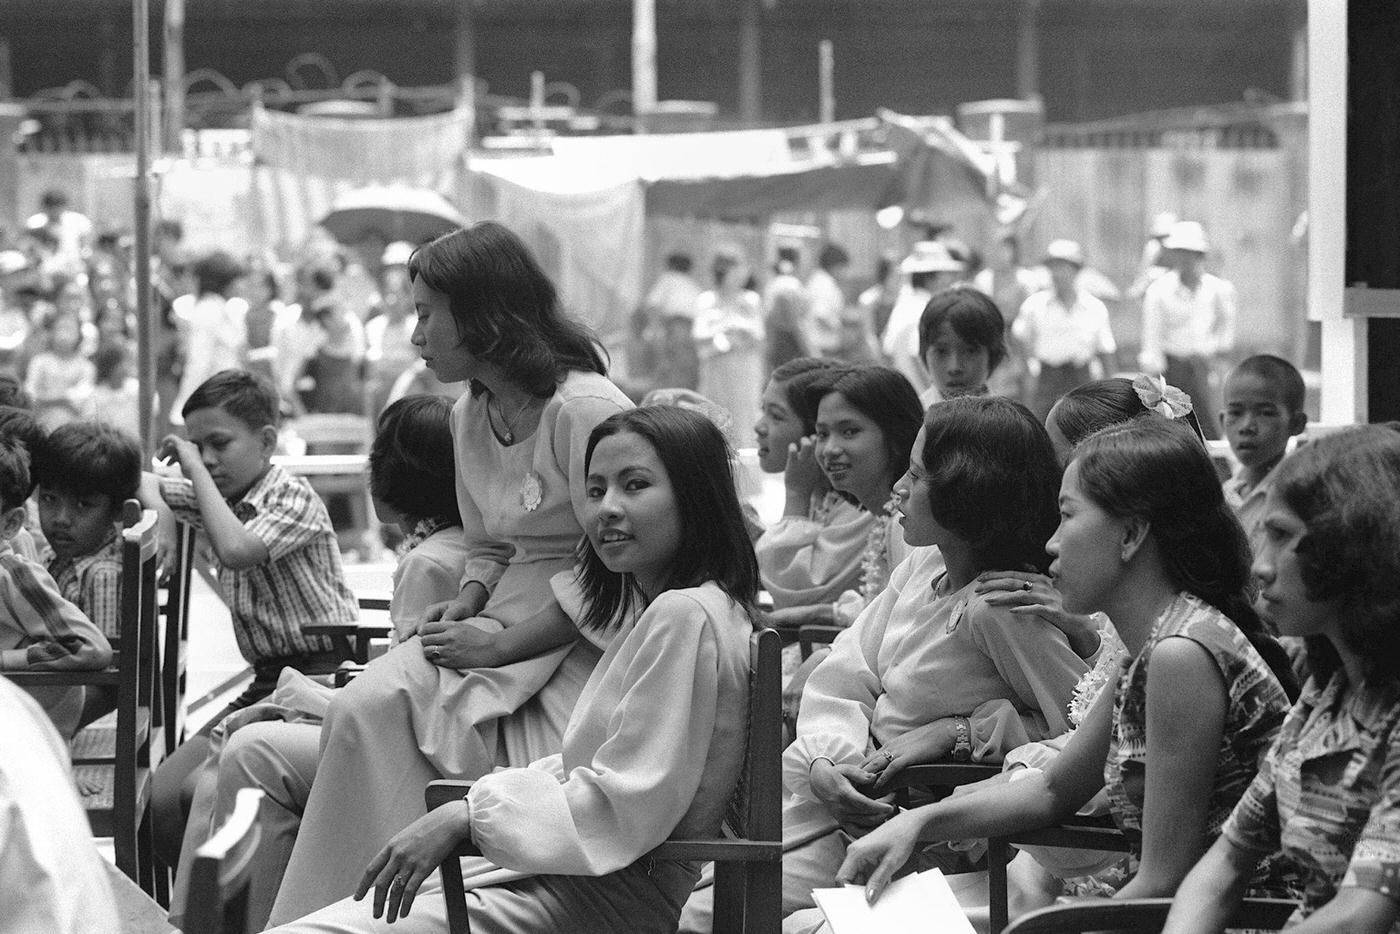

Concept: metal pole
[[631, 0, 657, 131], [134, 0, 155, 448], [163, 0, 184, 152], [818, 39, 834, 124]]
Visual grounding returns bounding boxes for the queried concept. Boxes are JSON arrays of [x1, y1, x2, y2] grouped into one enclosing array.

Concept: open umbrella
[[318, 185, 467, 245]]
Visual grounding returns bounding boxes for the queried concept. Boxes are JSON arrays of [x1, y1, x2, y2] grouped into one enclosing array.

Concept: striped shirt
[[159, 464, 357, 664], [1223, 673, 1400, 926], [46, 526, 123, 638], [0, 541, 111, 672]]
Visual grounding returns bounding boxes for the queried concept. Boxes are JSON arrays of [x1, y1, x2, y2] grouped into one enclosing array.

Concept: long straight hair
[[1073, 419, 1299, 699], [574, 406, 759, 631], [408, 223, 607, 397]]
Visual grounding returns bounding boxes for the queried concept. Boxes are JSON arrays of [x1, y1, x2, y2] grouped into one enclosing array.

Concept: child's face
[[923, 322, 991, 398], [183, 405, 276, 501], [753, 379, 806, 474], [37, 487, 119, 559], [1220, 373, 1304, 470]]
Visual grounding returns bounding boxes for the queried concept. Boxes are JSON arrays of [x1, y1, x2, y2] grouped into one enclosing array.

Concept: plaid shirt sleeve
[[242, 476, 329, 563], [158, 476, 205, 529], [81, 559, 123, 639], [0, 554, 111, 670]]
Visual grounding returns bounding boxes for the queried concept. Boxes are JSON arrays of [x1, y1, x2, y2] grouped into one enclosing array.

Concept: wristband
[[809, 755, 836, 775]]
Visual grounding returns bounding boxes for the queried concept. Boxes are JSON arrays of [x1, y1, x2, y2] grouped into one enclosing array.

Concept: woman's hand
[[834, 809, 930, 903], [974, 571, 1101, 658], [355, 801, 471, 923], [809, 759, 894, 833], [783, 436, 826, 505], [419, 619, 501, 669], [858, 719, 957, 793], [419, 584, 490, 632]]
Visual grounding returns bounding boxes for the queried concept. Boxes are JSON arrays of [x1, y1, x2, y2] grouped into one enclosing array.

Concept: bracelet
[[809, 755, 836, 775]]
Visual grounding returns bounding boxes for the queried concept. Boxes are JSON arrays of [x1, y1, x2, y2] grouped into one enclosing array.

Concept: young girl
[[684, 396, 1091, 933], [268, 405, 757, 933], [1164, 426, 1400, 934], [916, 285, 1007, 408], [268, 223, 632, 924], [166, 393, 469, 931], [837, 418, 1296, 911], [752, 357, 875, 614], [23, 308, 94, 411]]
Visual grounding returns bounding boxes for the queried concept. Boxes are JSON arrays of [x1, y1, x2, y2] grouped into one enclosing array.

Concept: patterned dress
[[1222, 671, 1400, 928]]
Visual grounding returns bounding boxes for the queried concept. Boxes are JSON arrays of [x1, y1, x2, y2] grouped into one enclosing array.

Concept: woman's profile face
[[1046, 459, 1127, 615], [410, 276, 476, 383], [754, 379, 805, 473], [583, 430, 683, 597], [1252, 490, 1336, 642], [892, 427, 947, 547], [814, 391, 892, 509]]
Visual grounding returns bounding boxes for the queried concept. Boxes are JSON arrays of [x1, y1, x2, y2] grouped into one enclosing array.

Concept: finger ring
[[391, 875, 406, 889], [882, 750, 894, 763], [1022, 580, 1033, 591]]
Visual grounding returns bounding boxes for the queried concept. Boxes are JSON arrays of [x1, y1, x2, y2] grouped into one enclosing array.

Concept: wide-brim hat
[[900, 240, 964, 274], [1149, 211, 1179, 239], [1162, 220, 1209, 253], [1043, 239, 1085, 267], [381, 240, 415, 267]]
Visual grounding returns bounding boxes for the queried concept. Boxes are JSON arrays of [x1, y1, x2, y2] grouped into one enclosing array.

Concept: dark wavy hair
[[769, 356, 845, 435], [575, 406, 759, 631], [917, 286, 1007, 373], [0, 437, 30, 512], [804, 365, 923, 496], [1274, 426, 1400, 685], [368, 395, 460, 526], [408, 223, 607, 398], [1052, 377, 1205, 449], [183, 368, 282, 429], [1073, 418, 1299, 699], [31, 419, 142, 504], [920, 396, 1061, 573]]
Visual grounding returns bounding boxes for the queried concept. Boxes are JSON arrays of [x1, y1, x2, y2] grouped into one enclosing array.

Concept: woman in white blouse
[[267, 405, 758, 933]]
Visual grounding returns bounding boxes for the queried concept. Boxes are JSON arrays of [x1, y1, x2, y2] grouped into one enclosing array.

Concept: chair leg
[[743, 861, 782, 934], [439, 858, 471, 934], [714, 861, 743, 933], [988, 838, 1010, 933]]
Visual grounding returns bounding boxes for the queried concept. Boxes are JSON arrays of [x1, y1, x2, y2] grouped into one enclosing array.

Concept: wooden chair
[[5, 500, 163, 895], [306, 595, 393, 665], [985, 815, 1133, 933], [797, 623, 844, 660], [158, 518, 197, 758], [181, 787, 266, 934], [1003, 895, 1298, 933], [280, 413, 377, 559], [424, 627, 784, 934]]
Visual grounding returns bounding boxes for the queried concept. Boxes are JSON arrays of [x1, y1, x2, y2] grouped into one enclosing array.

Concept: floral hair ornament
[[1133, 373, 1194, 420]]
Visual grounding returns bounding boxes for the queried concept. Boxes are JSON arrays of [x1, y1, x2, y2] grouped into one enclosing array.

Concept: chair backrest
[[182, 788, 266, 934], [160, 518, 197, 756], [725, 627, 783, 845], [120, 501, 160, 719], [1004, 896, 1298, 933], [284, 413, 372, 453]]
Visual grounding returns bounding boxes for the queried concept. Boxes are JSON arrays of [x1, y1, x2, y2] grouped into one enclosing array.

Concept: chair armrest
[[2, 668, 121, 687], [359, 596, 391, 612], [651, 839, 783, 862], [797, 624, 843, 659], [333, 663, 364, 687], [426, 779, 476, 812], [1005, 897, 1300, 933]]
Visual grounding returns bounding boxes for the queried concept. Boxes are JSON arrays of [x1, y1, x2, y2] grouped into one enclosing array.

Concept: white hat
[[381, 241, 415, 267], [1162, 221, 1209, 254], [0, 250, 27, 276], [900, 240, 964, 274], [1043, 239, 1085, 267], [1149, 211, 1179, 238]]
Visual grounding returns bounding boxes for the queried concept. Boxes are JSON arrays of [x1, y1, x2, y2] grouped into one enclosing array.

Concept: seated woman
[[752, 357, 874, 616], [167, 394, 468, 930], [682, 395, 1092, 932], [268, 405, 758, 933], [268, 224, 632, 924], [1164, 426, 1400, 934], [837, 418, 1297, 915]]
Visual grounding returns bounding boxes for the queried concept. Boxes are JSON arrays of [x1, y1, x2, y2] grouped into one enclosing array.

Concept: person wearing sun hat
[[880, 239, 966, 392], [1139, 220, 1236, 439], [1014, 239, 1117, 421]]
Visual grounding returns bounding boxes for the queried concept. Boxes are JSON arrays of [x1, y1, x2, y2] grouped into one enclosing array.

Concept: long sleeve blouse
[[755, 492, 873, 610], [452, 371, 632, 598], [784, 546, 1087, 802], [464, 581, 753, 877]]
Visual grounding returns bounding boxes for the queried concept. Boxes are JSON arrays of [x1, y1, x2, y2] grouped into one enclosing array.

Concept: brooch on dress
[[946, 596, 968, 634], [520, 472, 543, 511]]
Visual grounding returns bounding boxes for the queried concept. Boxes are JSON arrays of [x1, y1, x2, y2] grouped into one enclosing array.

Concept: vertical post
[[632, 0, 657, 132], [0, 36, 13, 99], [134, 0, 155, 448], [818, 39, 834, 125], [1015, 0, 1041, 100], [163, 0, 185, 153], [530, 70, 545, 135], [738, 0, 761, 125], [453, 0, 476, 100]]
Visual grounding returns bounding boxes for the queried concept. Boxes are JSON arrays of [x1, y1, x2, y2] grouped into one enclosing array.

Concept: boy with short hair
[[1220, 354, 1308, 552], [147, 367, 357, 864], [31, 420, 143, 638], [0, 436, 113, 739], [0, 404, 49, 561]]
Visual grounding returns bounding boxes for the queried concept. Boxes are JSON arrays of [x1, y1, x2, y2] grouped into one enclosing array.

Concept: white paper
[[812, 868, 978, 934]]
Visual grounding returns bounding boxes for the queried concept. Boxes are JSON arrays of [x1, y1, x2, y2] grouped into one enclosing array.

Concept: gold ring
[[882, 750, 894, 763], [1022, 580, 1033, 591]]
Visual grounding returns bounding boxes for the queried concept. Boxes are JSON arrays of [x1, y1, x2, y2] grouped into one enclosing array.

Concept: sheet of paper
[[812, 869, 978, 934]]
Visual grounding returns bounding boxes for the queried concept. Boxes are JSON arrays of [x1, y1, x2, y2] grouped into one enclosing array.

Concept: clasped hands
[[414, 595, 501, 669]]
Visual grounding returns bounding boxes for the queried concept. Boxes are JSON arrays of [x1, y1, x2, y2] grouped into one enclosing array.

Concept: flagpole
[[133, 0, 154, 448]]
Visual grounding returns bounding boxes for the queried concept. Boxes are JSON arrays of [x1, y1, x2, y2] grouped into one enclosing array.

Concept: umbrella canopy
[[318, 185, 466, 245]]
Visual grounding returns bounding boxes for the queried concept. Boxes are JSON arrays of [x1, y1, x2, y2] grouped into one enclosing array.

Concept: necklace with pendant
[[492, 392, 536, 445]]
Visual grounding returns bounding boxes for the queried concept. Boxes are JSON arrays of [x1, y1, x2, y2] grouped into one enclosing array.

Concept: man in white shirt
[[1138, 220, 1236, 439], [1014, 239, 1117, 421]]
